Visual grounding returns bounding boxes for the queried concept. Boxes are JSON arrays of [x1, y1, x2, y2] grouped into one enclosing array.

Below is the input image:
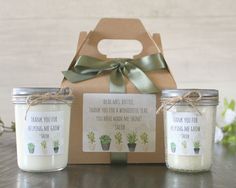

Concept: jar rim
[[161, 89, 219, 105], [12, 87, 71, 95], [12, 87, 73, 104], [161, 89, 218, 97]]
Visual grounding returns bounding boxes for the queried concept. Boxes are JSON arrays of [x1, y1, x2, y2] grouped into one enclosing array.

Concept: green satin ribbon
[[62, 53, 167, 93]]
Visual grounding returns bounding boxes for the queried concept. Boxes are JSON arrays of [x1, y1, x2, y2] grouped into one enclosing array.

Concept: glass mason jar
[[161, 89, 218, 172], [12, 87, 73, 172]]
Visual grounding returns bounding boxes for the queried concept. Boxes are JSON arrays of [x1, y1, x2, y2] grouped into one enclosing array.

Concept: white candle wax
[[161, 89, 218, 172], [12, 87, 73, 172]]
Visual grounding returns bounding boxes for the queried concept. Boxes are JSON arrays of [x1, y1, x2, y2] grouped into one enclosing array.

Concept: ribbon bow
[[62, 53, 167, 93], [156, 91, 202, 114]]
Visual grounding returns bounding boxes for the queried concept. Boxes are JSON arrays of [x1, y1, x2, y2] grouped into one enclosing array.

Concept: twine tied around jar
[[25, 88, 73, 120], [156, 91, 202, 114]]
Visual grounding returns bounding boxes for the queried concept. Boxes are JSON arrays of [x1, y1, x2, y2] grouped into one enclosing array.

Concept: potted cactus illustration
[[28, 143, 35, 154], [181, 140, 187, 148], [99, 135, 111, 151], [193, 141, 200, 154], [140, 132, 149, 151], [127, 132, 138, 152], [41, 140, 47, 154], [53, 140, 60, 153], [87, 131, 96, 151], [170, 142, 176, 153], [114, 131, 123, 151], [181, 140, 187, 154]]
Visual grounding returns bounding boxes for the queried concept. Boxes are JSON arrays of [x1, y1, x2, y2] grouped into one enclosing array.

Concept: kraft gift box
[[61, 18, 176, 164]]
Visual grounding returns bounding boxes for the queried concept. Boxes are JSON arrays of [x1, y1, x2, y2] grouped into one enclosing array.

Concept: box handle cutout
[[98, 39, 143, 58]]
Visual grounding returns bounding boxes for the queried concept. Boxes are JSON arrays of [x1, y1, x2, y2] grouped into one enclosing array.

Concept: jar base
[[19, 166, 66, 173], [167, 166, 211, 173]]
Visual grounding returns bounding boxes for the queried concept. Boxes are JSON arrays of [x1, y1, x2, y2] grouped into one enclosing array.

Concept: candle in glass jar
[[12, 88, 73, 172], [161, 89, 218, 172]]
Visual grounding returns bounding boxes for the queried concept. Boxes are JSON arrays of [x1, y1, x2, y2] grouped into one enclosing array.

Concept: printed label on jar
[[167, 112, 204, 156], [24, 111, 64, 156]]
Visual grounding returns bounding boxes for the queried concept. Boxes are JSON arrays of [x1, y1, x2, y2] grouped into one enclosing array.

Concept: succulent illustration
[[99, 135, 111, 151], [53, 140, 60, 153], [115, 132, 123, 144], [140, 132, 148, 144], [87, 131, 96, 144], [41, 140, 47, 149], [193, 141, 200, 154], [28, 143, 35, 154], [127, 132, 138, 144], [53, 140, 59, 147], [181, 140, 187, 149], [127, 132, 138, 152], [99, 135, 111, 145], [193, 141, 200, 148], [170, 142, 176, 153]]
